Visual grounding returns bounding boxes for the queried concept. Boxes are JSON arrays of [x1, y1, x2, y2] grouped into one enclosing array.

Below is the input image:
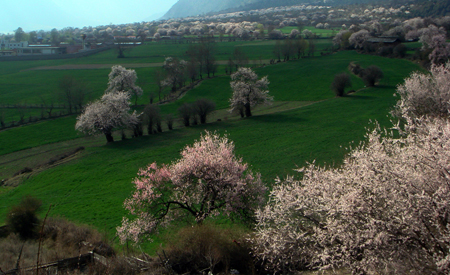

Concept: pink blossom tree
[[229, 67, 272, 117], [75, 91, 139, 143], [253, 63, 450, 274], [117, 131, 266, 244], [106, 65, 143, 106]]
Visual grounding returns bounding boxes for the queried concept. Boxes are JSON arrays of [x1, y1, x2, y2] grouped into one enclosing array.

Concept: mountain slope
[[161, 0, 259, 19]]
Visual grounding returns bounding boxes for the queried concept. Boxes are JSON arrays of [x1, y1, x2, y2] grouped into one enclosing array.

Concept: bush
[[166, 114, 174, 130], [162, 224, 256, 274], [6, 195, 42, 240], [42, 217, 114, 258], [393, 43, 407, 58], [143, 104, 161, 134], [361, 65, 384, 86], [178, 103, 193, 127], [194, 98, 216, 124], [331, 73, 352, 97]]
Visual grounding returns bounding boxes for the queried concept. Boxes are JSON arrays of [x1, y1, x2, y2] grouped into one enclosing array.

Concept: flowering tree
[[229, 67, 272, 117], [332, 29, 350, 48], [254, 118, 450, 273], [349, 29, 370, 49], [419, 24, 447, 50], [75, 92, 139, 143], [162, 57, 187, 92], [428, 34, 450, 65], [106, 65, 143, 106], [117, 131, 266, 243], [253, 63, 450, 274], [394, 62, 450, 120]]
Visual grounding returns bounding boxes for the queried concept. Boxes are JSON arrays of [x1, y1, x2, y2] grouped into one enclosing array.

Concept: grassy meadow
[[0, 38, 423, 254]]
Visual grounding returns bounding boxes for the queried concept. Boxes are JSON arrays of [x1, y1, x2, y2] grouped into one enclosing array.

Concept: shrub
[[178, 103, 193, 127], [194, 98, 216, 124], [331, 73, 352, 97], [393, 43, 407, 58], [166, 114, 174, 130], [162, 224, 255, 274], [143, 104, 161, 134], [6, 195, 42, 240], [361, 65, 384, 86], [42, 217, 114, 258]]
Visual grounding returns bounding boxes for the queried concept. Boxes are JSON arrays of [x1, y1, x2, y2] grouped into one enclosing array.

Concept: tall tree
[[106, 65, 143, 106], [75, 92, 139, 143], [14, 27, 25, 42], [229, 67, 272, 117]]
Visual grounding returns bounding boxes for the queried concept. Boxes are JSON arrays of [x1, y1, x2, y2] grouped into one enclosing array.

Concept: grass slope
[[0, 52, 422, 255]]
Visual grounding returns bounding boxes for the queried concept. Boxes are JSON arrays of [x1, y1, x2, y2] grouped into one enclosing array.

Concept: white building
[[16, 46, 63, 55], [0, 40, 29, 49]]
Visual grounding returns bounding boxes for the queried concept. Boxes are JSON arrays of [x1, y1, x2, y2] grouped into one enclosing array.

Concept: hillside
[[161, 0, 406, 19], [162, 0, 260, 19]]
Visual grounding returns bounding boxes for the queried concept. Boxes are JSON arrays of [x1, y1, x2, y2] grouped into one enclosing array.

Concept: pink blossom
[[117, 131, 266, 244]]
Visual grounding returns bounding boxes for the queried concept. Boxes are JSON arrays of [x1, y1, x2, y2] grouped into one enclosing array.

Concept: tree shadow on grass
[[346, 94, 375, 100]]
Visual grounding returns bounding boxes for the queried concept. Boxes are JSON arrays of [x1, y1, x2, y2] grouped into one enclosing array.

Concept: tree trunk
[[244, 103, 252, 117], [105, 132, 114, 143]]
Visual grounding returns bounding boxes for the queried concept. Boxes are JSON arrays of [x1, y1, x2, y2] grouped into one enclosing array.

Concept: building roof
[[367, 37, 400, 43]]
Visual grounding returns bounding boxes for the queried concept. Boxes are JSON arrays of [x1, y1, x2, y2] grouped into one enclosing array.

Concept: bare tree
[[194, 98, 216, 124], [143, 104, 161, 134]]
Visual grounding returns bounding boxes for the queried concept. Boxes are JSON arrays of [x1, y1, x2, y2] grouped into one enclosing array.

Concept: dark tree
[[59, 75, 88, 114], [143, 104, 161, 134], [194, 98, 216, 124], [153, 68, 166, 101], [233, 47, 249, 69], [331, 73, 352, 97], [361, 65, 384, 87], [178, 103, 193, 127]]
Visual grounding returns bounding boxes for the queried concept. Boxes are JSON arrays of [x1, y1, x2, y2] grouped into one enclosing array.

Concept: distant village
[[0, 36, 143, 57]]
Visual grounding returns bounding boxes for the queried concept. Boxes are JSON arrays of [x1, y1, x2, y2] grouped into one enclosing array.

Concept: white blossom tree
[[349, 29, 370, 49], [75, 91, 139, 143], [117, 131, 266, 244], [253, 62, 450, 274], [229, 67, 272, 117], [428, 34, 450, 65], [106, 65, 143, 106], [394, 62, 450, 120]]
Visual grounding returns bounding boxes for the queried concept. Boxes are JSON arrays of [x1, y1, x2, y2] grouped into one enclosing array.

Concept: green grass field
[[0, 46, 423, 255], [0, 39, 335, 123]]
